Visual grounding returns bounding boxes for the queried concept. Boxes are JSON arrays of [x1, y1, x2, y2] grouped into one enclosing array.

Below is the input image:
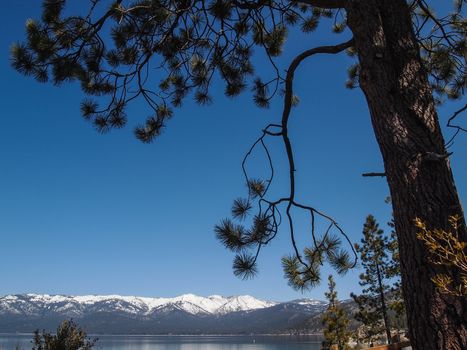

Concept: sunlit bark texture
[[347, 1, 466, 349]]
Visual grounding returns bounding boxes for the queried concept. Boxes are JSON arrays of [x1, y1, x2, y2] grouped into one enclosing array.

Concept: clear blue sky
[[0, 1, 465, 302]]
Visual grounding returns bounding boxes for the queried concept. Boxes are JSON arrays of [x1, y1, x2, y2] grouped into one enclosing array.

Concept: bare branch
[[362, 172, 386, 177], [447, 103, 467, 131]]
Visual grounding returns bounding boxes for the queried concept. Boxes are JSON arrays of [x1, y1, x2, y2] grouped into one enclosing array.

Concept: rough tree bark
[[346, 1, 467, 349]]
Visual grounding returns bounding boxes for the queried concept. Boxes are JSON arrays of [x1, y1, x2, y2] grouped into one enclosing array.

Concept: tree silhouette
[[32, 319, 97, 350]]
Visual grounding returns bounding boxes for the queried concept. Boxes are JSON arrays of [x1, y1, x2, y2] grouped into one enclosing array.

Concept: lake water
[[0, 334, 323, 350]]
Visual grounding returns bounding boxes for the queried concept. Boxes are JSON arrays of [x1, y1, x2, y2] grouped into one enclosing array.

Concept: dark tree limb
[[445, 103, 467, 148], [281, 39, 354, 267], [362, 172, 387, 177], [220, 39, 357, 285]]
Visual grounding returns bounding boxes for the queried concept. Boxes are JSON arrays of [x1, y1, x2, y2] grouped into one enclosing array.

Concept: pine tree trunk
[[376, 263, 392, 344], [346, 1, 467, 349]]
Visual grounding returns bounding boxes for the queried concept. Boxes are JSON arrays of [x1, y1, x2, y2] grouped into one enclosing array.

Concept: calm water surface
[[0, 334, 323, 350]]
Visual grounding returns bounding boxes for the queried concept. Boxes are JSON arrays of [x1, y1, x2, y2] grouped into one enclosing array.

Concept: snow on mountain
[[0, 294, 330, 334], [290, 298, 326, 306], [0, 293, 280, 317]]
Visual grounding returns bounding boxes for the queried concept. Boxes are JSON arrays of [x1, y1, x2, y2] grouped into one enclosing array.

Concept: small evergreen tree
[[350, 215, 394, 345], [32, 319, 97, 350], [322, 275, 350, 350]]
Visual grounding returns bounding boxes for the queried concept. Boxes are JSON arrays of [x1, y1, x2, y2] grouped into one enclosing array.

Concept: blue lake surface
[[0, 334, 323, 350]]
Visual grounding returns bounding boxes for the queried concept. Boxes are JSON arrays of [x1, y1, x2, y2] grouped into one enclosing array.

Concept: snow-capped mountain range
[[0, 294, 327, 334], [0, 293, 279, 316]]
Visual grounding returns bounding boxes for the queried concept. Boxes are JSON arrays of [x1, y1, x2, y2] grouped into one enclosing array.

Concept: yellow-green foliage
[[415, 215, 467, 297]]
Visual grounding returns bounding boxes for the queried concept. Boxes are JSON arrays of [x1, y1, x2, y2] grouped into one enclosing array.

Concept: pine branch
[[281, 39, 354, 268]]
